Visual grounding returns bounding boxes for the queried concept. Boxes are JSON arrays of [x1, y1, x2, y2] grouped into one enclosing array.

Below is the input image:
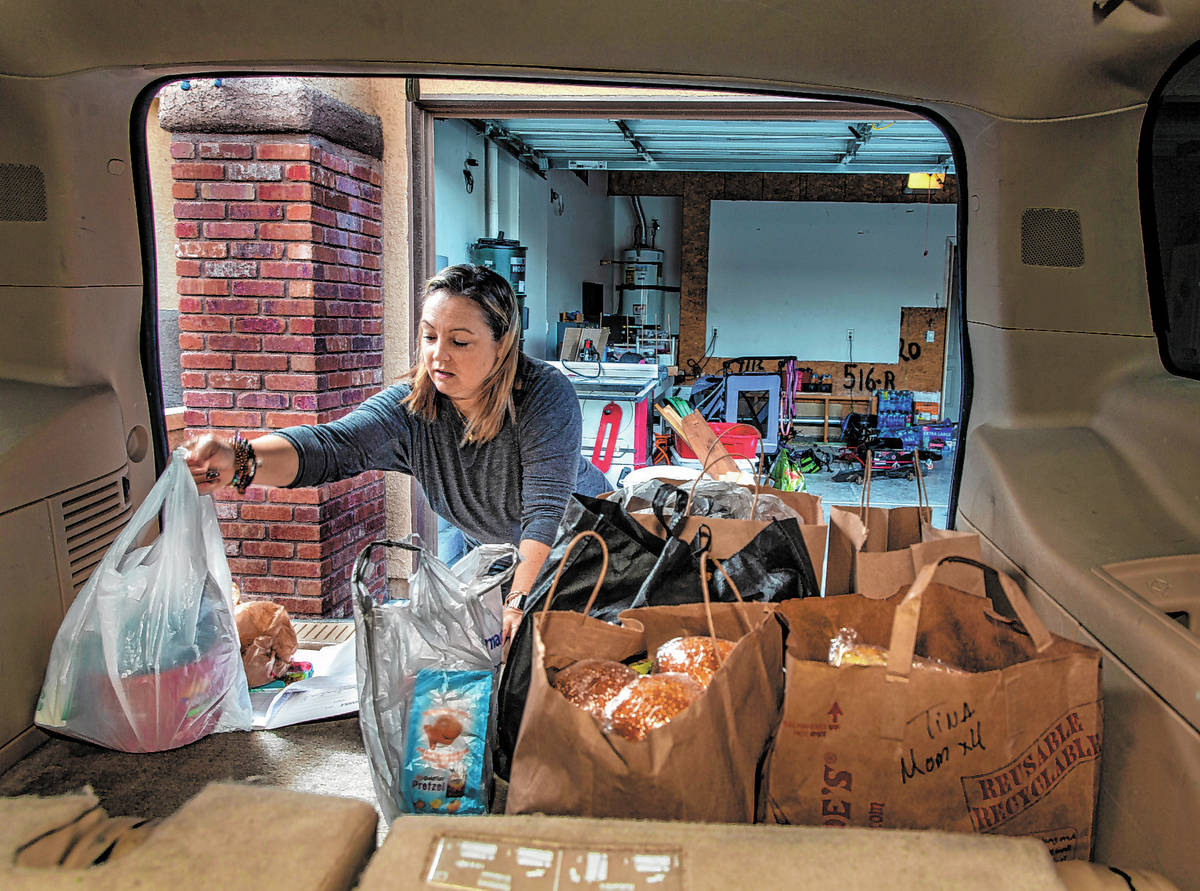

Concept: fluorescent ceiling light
[[906, 172, 945, 190]]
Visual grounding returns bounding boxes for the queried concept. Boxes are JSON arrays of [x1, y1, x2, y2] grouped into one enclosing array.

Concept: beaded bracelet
[[230, 432, 259, 495]]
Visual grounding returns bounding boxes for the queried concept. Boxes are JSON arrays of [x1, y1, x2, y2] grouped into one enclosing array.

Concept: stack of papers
[[248, 639, 358, 730]]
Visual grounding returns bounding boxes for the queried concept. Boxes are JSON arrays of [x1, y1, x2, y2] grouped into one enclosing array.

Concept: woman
[[186, 264, 609, 640]]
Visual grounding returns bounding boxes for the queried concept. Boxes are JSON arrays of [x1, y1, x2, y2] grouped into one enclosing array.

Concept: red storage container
[[674, 422, 760, 462], [82, 646, 230, 752]]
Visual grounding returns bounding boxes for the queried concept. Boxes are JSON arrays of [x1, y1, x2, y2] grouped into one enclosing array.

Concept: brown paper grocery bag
[[506, 538, 783, 823], [762, 556, 1102, 862], [826, 455, 983, 598], [621, 474, 829, 584]]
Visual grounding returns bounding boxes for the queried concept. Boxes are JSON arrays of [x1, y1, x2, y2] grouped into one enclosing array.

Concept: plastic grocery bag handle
[[99, 449, 208, 589], [886, 555, 1054, 683], [351, 535, 424, 612]]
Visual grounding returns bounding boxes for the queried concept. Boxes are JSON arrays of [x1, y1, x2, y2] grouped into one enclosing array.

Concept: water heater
[[470, 233, 528, 331], [619, 247, 672, 330]]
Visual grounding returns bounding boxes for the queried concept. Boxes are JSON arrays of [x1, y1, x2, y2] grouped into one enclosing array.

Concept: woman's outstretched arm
[[184, 432, 300, 495]]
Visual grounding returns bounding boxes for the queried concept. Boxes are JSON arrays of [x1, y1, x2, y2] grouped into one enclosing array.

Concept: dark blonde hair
[[401, 264, 521, 444]]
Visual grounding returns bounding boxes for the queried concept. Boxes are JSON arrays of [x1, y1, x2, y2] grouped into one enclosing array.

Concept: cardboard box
[[1, 783, 377, 890], [359, 813, 1066, 890]]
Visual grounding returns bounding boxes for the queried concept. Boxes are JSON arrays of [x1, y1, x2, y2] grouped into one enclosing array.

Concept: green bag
[[769, 449, 806, 492]]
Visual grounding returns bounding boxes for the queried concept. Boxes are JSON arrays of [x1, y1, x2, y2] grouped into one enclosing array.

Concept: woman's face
[[420, 290, 502, 410]]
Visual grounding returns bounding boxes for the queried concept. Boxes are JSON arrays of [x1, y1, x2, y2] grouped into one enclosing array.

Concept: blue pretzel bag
[[403, 668, 492, 815]]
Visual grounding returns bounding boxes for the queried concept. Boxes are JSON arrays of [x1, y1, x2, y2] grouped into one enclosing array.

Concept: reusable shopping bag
[[768, 447, 806, 492], [495, 483, 817, 779], [506, 533, 783, 822], [35, 448, 252, 752], [352, 536, 518, 823], [624, 475, 828, 581], [826, 454, 983, 598], [762, 556, 1102, 861]]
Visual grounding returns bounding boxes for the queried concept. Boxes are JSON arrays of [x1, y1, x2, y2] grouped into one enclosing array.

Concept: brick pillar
[[171, 132, 385, 616]]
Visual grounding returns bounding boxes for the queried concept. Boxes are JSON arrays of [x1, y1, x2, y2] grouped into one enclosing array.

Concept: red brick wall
[[172, 134, 386, 616]]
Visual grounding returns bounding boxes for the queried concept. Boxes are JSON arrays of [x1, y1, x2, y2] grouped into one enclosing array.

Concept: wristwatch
[[504, 591, 529, 611]]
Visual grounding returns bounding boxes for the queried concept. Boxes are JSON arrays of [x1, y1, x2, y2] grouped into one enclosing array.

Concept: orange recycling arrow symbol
[[828, 702, 844, 724]]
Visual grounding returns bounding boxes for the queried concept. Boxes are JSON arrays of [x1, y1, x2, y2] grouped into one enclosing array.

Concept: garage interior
[[421, 81, 962, 557], [4, 0, 1200, 881]]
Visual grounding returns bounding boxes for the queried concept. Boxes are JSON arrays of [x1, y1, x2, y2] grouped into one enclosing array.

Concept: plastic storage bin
[[674, 422, 761, 462]]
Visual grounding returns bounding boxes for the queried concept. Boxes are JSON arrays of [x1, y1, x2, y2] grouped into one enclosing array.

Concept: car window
[[1145, 49, 1200, 379]]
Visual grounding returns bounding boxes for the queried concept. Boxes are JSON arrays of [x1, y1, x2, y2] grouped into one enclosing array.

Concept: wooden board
[[656, 404, 742, 477]]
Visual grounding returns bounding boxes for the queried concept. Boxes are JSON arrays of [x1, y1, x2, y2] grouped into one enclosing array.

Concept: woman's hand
[[502, 607, 523, 644], [184, 432, 234, 495], [502, 538, 550, 649]]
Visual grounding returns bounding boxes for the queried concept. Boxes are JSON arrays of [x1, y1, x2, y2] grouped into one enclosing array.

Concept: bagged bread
[[827, 626, 967, 674], [552, 659, 638, 720], [235, 601, 298, 688], [602, 673, 704, 741], [653, 636, 735, 688]]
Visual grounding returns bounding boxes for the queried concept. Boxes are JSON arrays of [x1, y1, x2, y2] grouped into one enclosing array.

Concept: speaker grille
[[56, 472, 132, 592], [0, 163, 47, 222], [1021, 208, 1084, 267]]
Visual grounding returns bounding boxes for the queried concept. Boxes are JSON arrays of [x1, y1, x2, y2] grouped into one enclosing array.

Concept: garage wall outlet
[[926, 329, 935, 342]]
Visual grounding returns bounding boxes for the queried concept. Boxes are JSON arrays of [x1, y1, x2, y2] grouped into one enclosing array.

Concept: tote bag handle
[[699, 550, 752, 644], [689, 425, 764, 517], [886, 555, 1054, 684], [539, 530, 610, 628]]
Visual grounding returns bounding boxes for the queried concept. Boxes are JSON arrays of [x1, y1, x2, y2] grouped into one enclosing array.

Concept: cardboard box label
[[427, 835, 683, 889]]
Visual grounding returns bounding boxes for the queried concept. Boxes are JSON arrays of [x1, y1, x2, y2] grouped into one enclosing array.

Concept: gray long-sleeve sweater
[[276, 356, 608, 547]]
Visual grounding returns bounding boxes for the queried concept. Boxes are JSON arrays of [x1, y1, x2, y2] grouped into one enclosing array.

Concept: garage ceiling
[[419, 89, 955, 176], [470, 117, 954, 175]]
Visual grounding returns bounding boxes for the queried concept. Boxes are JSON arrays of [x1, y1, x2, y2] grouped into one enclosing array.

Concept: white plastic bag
[[35, 448, 252, 751], [352, 537, 518, 823], [609, 477, 804, 522]]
